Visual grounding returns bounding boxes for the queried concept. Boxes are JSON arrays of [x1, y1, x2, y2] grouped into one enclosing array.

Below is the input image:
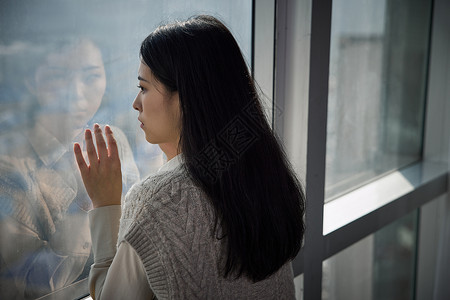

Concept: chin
[[145, 135, 159, 144]]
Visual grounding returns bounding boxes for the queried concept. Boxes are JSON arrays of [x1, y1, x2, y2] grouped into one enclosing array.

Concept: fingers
[[84, 124, 120, 169], [74, 143, 88, 173], [94, 124, 108, 161], [85, 129, 98, 167], [105, 125, 120, 161]]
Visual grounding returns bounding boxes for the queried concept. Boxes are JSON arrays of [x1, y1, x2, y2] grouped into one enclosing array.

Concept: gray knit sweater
[[118, 164, 295, 299]]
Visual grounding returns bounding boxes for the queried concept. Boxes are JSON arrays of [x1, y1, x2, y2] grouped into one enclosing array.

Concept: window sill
[[36, 278, 89, 300], [323, 160, 448, 258], [294, 160, 448, 276]]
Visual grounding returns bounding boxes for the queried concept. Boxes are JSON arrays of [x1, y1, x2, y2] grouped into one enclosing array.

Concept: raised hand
[[73, 124, 122, 209]]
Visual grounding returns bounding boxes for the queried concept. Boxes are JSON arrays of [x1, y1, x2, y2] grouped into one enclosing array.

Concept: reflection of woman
[[0, 38, 139, 299], [76, 16, 305, 299], [30, 38, 106, 144]]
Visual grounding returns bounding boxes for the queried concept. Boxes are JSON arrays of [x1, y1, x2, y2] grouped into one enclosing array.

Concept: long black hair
[[140, 15, 305, 282]]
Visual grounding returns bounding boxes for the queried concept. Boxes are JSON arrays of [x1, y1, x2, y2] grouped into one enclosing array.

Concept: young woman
[[0, 37, 139, 299], [74, 15, 305, 299]]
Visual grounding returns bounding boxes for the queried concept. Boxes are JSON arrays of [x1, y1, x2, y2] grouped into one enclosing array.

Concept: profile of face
[[133, 62, 181, 152], [29, 38, 106, 142]]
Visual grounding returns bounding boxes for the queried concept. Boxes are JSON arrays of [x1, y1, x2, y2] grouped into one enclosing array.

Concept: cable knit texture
[[118, 165, 295, 299]]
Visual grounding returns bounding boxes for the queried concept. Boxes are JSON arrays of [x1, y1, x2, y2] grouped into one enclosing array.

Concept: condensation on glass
[[325, 0, 433, 200], [322, 210, 418, 300], [0, 1, 251, 298]]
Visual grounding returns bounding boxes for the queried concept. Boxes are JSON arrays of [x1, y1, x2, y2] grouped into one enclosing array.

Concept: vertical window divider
[[273, 0, 288, 136], [253, 0, 276, 126], [303, 0, 332, 299]]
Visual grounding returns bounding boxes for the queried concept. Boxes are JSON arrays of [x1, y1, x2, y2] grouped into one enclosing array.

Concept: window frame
[[268, 0, 450, 299]]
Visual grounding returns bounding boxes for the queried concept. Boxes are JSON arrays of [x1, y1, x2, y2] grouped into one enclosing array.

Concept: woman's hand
[[73, 124, 122, 209]]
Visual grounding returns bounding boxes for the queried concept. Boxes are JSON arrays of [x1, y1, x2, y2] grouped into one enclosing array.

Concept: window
[[326, 0, 432, 200], [322, 210, 418, 300], [272, 0, 450, 299], [0, 1, 251, 299]]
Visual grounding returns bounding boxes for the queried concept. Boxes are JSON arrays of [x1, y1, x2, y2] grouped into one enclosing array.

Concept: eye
[[85, 73, 102, 82], [137, 85, 145, 93]]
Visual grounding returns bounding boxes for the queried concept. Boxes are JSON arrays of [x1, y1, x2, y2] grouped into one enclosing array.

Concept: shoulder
[[141, 166, 207, 212], [126, 165, 215, 234], [0, 155, 36, 190], [0, 130, 31, 158], [122, 165, 209, 217]]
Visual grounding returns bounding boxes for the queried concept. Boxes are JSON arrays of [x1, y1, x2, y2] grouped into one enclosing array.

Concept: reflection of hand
[[73, 124, 122, 209]]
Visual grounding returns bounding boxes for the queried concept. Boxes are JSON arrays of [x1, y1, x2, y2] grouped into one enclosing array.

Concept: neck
[[159, 143, 180, 161], [36, 117, 81, 145]]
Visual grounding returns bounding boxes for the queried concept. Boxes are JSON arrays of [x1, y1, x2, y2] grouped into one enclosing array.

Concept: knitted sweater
[[118, 163, 295, 299]]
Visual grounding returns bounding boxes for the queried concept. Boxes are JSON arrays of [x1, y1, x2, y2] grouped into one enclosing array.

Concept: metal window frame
[[268, 0, 450, 299], [252, 0, 276, 126]]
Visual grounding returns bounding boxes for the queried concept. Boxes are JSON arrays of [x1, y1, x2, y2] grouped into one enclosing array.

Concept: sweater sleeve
[[88, 205, 154, 300]]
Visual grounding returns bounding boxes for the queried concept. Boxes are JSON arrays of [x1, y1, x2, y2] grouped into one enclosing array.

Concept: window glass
[[322, 210, 418, 300], [325, 0, 433, 200], [294, 274, 304, 300], [0, 1, 251, 298]]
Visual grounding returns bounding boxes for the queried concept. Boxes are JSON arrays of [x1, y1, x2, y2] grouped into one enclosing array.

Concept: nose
[[68, 77, 89, 111], [67, 77, 85, 102], [132, 93, 141, 112]]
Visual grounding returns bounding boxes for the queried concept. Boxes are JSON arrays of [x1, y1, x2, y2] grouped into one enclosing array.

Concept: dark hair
[[140, 15, 305, 282]]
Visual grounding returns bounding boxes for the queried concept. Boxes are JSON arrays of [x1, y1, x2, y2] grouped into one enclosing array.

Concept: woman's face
[[133, 62, 181, 150], [32, 39, 106, 139]]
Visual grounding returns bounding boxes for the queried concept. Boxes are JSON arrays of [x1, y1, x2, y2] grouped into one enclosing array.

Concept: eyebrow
[[138, 75, 149, 83], [82, 66, 102, 72]]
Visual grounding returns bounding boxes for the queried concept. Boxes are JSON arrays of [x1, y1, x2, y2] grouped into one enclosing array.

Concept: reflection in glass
[[325, 0, 433, 200], [322, 211, 418, 300], [0, 1, 251, 298], [0, 37, 140, 298]]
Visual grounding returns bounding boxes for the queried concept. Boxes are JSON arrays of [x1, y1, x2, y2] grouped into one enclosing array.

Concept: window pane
[[294, 273, 304, 300], [322, 210, 418, 300], [0, 1, 251, 298], [325, 0, 433, 200]]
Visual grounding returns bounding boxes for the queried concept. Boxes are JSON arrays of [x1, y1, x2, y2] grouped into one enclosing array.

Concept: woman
[[75, 15, 305, 299], [0, 37, 139, 299]]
